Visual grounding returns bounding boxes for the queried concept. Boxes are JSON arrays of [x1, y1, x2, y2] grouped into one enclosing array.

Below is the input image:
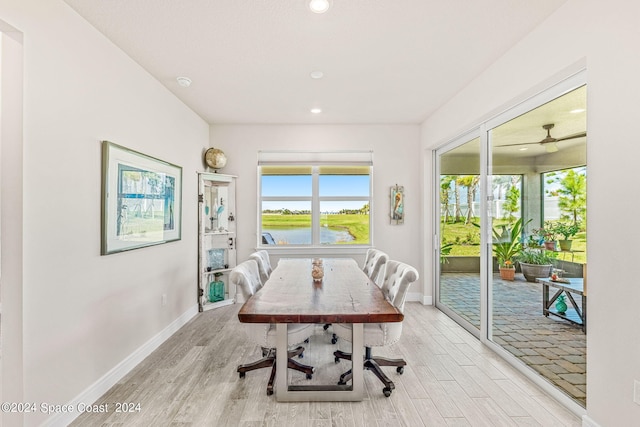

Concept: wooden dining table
[[237, 257, 403, 401]]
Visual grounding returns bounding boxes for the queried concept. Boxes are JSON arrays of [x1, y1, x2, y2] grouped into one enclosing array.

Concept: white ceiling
[[440, 85, 587, 162], [63, 0, 570, 125]]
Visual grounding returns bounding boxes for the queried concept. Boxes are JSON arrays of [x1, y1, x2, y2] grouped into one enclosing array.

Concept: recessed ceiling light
[[570, 108, 586, 114], [176, 76, 192, 87], [309, 0, 330, 14], [518, 147, 528, 151], [310, 71, 324, 79], [310, 108, 322, 114]]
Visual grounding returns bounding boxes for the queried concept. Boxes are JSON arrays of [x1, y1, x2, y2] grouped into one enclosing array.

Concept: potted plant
[[533, 221, 558, 250], [492, 218, 528, 281], [498, 260, 516, 281], [553, 222, 580, 251], [525, 235, 540, 248], [516, 248, 557, 282]]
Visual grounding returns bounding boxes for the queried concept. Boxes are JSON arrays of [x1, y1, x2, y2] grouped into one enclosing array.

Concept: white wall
[[210, 124, 424, 298], [1, 26, 24, 408], [421, 0, 640, 425], [0, 1, 208, 426]]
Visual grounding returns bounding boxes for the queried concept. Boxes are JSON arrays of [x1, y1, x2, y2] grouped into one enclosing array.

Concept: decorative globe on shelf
[[204, 147, 227, 171]]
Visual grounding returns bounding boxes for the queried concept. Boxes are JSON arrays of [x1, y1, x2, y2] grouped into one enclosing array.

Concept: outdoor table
[[536, 277, 586, 332]]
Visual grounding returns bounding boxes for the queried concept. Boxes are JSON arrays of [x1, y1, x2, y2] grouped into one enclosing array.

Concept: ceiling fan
[[501, 124, 587, 153]]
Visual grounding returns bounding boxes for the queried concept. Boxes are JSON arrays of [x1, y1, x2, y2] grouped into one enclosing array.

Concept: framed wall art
[[391, 184, 404, 225], [101, 141, 182, 255]]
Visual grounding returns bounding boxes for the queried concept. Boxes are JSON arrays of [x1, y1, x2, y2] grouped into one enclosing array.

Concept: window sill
[[255, 245, 370, 257]]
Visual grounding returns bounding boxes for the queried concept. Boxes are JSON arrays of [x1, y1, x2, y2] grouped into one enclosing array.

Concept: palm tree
[[440, 175, 455, 223], [457, 175, 480, 224], [454, 178, 462, 223], [492, 175, 511, 201]]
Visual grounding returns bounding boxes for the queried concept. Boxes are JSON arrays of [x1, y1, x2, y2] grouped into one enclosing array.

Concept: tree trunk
[[454, 181, 461, 222]]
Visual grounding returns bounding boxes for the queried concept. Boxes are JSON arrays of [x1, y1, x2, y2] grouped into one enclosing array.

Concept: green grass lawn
[[262, 213, 370, 244], [441, 219, 586, 263]]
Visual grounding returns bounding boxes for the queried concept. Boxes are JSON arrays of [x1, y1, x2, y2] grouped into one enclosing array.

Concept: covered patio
[[440, 272, 586, 406]]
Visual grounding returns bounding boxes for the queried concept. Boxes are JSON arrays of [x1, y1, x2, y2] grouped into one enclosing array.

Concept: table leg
[[565, 291, 583, 321], [275, 323, 364, 401], [351, 323, 364, 398], [275, 324, 288, 400]]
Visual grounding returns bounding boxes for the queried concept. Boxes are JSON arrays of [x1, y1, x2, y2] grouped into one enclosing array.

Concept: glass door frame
[[433, 128, 488, 339], [432, 69, 587, 416]]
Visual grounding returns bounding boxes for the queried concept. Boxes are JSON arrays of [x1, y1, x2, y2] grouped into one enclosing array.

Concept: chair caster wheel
[[306, 373, 313, 380], [267, 389, 273, 396], [304, 338, 309, 343], [331, 337, 338, 344], [397, 366, 404, 374], [383, 387, 392, 397], [334, 357, 340, 363], [239, 372, 246, 378], [299, 353, 304, 358], [323, 324, 330, 330], [338, 380, 347, 386]]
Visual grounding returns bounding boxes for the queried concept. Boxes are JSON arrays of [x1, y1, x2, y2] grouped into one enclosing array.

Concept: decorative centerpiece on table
[[550, 270, 571, 284], [311, 258, 324, 283]]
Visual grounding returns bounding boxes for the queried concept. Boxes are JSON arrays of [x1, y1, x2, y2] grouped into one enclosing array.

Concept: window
[[542, 166, 586, 262], [259, 157, 372, 246]]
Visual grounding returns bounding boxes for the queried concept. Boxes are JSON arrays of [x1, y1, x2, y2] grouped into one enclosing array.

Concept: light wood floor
[[71, 303, 581, 426]]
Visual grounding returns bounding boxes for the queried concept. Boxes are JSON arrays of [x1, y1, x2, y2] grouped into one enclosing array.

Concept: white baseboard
[[405, 292, 433, 305], [582, 415, 601, 427], [44, 305, 199, 427]]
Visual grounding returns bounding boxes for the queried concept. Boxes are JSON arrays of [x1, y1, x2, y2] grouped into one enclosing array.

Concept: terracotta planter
[[519, 262, 553, 283], [499, 267, 516, 281], [544, 241, 556, 251]]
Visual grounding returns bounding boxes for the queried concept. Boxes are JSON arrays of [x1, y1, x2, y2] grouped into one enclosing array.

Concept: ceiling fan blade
[[556, 131, 587, 141], [498, 141, 541, 148]]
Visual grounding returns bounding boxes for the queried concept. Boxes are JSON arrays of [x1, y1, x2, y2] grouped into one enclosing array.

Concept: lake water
[[262, 227, 354, 245]]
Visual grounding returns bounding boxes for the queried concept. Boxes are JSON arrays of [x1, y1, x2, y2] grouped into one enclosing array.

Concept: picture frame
[[101, 141, 182, 255], [391, 184, 404, 225]]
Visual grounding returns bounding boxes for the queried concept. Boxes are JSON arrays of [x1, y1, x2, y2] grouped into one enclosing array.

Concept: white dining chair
[[231, 259, 315, 396], [249, 249, 273, 284], [362, 248, 389, 286], [332, 260, 419, 397]]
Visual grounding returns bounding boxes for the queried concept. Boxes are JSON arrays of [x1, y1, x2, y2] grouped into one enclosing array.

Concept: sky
[[261, 175, 370, 212]]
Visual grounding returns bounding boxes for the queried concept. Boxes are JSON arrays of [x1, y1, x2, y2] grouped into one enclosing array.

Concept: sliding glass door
[[434, 75, 587, 409], [435, 134, 483, 336]]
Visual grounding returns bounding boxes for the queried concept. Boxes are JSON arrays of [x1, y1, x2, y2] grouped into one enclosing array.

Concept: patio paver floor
[[440, 272, 586, 407]]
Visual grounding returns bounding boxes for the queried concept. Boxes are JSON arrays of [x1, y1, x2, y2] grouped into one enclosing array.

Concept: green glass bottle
[[208, 281, 225, 302]]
